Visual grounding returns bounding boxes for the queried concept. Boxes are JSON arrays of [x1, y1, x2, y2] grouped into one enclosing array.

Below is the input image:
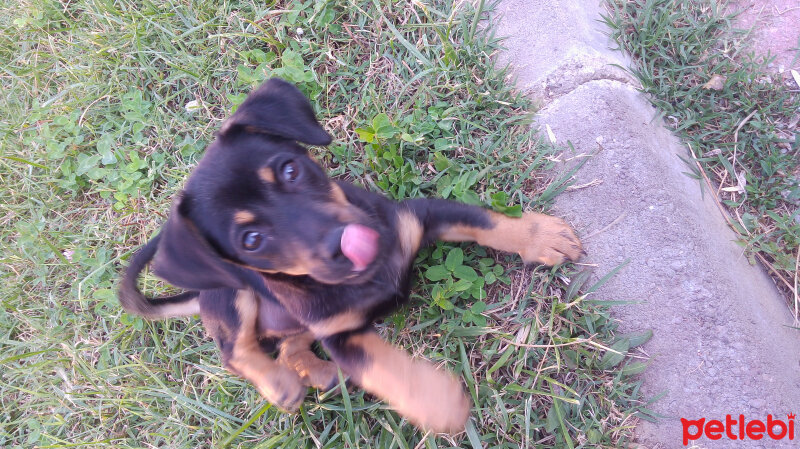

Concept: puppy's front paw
[[292, 356, 341, 391], [516, 213, 583, 266], [255, 365, 307, 412]]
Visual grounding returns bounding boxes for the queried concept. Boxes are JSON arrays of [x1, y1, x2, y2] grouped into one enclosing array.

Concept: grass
[[603, 0, 800, 319], [1, 0, 650, 447]]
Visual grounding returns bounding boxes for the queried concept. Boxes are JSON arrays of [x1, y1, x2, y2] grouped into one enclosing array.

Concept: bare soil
[[730, 0, 800, 72]]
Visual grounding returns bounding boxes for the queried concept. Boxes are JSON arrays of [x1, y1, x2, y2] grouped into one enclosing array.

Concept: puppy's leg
[[210, 290, 306, 411], [277, 332, 340, 390], [401, 198, 583, 265], [322, 329, 470, 434]]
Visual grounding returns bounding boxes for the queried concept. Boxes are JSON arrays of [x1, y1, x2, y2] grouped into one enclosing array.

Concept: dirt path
[[494, 1, 800, 447]]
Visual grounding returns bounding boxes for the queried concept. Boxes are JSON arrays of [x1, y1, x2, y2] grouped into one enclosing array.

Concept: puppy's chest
[[264, 270, 407, 323]]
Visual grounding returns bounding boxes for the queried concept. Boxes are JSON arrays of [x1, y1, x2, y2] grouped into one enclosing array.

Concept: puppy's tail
[[119, 233, 201, 319]]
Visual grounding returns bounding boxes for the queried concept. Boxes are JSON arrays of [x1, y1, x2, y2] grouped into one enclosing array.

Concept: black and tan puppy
[[119, 78, 582, 433]]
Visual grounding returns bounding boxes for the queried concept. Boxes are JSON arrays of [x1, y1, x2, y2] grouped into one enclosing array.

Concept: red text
[[681, 414, 795, 445]]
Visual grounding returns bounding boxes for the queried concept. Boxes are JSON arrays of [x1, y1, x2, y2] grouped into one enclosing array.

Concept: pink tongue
[[341, 224, 379, 272]]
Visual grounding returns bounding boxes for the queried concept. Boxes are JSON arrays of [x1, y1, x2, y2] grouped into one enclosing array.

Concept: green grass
[[603, 0, 800, 318], [1, 0, 649, 447]]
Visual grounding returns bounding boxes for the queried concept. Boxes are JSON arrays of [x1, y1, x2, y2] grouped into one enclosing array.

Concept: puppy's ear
[[151, 195, 247, 290], [219, 78, 332, 146]]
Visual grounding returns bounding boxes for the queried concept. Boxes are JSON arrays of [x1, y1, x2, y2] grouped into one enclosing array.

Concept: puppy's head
[[150, 78, 386, 290]]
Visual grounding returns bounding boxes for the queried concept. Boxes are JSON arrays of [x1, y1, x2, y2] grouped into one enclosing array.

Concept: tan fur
[[277, 265, 312, 276], [348, 332, 470, 434], [277, 245, 316, 276], [319, 183, 363, 223], [318, 203, 361, 223], [258, 166, 276, 183], [277, 332, 339, 389], [154, 298, 202, 318], [441, 211, 582, 265], [308, 310, 365, 338], [233, 210, 256, 224], [330, 183, 349, 207], [239, 245, 318, 277], [227, 291, 305, 411], [395, 210, 424, 260]]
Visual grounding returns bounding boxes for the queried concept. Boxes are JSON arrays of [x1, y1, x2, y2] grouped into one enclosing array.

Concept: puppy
[[119, 78, 582, 433]]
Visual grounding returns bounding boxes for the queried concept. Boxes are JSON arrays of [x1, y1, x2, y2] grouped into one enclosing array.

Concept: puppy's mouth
[[340, 223, 379, 272]]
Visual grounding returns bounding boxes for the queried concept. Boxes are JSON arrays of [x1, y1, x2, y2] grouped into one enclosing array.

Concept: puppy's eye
[[281, 160, 299, 183], [242, 231, 264, 251]]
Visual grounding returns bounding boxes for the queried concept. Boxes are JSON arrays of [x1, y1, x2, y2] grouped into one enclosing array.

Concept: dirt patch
[[729, 0, 800, 72]]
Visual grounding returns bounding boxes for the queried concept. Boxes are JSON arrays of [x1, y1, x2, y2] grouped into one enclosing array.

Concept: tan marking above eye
[[234, 210, 256, 224], [259, 166, 276, 183]]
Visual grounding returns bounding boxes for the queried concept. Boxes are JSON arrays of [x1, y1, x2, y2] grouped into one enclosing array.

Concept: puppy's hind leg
[[211, 290, 307, 411]]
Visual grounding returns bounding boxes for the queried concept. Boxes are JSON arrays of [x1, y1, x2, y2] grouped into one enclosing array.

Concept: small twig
[[688, 360, 706, 375], [582, 212, 627, 241], [413, 432, 431, 449], [734, 208, 752, 237], [716, 169, 728, 198], [776, 6, 800, 15], [565, 179, 603, 191], [563, 153, 594, 162], [733, 109, 757, 154], [754, 252, 795, 296], [730, 109, 757, 199], [794, 247, 799, 325], [501, 337, 616, 354], [690, 143, 736, 222], [78, 94, 110, 127]]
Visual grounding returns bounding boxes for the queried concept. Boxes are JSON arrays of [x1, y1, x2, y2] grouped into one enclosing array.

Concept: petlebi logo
[[681, 413, 796, 445]]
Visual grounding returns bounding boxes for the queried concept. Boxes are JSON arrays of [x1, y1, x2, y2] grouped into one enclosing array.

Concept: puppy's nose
[[322, 226, 346, 261]]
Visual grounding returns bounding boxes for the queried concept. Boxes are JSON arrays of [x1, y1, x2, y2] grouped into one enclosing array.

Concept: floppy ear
[[150, 196, 248, 290], [219, 78, 332, 146]]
